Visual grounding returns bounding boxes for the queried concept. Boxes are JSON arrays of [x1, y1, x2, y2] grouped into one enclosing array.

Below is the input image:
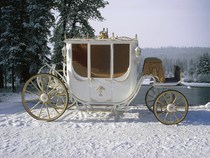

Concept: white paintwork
[[65, 37, 140, 105]]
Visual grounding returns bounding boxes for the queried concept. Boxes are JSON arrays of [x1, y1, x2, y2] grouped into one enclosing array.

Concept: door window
[[72, 44, 88, 77], [91, 45, 111, 78], [113, 44, 130, 78]]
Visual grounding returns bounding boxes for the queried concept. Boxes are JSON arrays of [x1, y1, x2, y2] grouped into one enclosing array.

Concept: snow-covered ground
[[1, 90, 210, 158]]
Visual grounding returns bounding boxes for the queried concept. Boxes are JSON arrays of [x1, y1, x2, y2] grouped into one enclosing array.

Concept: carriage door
[[89, 44, 112, 102]]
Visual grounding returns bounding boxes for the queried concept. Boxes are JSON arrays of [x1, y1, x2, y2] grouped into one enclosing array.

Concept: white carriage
[[21, 33, 189, 125]]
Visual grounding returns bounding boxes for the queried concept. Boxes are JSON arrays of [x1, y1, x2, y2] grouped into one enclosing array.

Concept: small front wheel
[[21, 73, 69, 121], [153, 90, 189, 125]]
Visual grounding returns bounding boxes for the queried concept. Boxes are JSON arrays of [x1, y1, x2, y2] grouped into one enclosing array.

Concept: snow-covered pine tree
[[196, 53, 210, 82], [51, 0, 109, 64], [24, 0, 55, 74], [0, 0, 27, 91], [0, 2, 3, 88], [0, 0, 55, 89], [0, 66, 3, 88], [181, 59, 197, 82], [196, 53, 210, 75]]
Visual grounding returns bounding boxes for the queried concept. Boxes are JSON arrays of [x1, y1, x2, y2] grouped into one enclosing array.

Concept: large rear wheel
[[21, 73, 69, 121]]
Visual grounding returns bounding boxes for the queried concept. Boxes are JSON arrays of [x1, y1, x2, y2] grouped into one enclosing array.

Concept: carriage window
[[72, 44, 88, 77], [91, 45, 111, 78], [114, 44, 130, 78]]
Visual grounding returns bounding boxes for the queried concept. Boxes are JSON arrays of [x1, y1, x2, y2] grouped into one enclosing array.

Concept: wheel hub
[[40, 93, 49, 103], [167, 104, 176, 112]]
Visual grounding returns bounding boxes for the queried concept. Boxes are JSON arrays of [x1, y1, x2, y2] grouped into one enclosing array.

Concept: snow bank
[[181, 82, 210, 88], [0, 91, 21, 103], [205, 102, 210, 108]]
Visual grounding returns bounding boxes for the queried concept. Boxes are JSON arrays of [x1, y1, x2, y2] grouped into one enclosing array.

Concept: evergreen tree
[[0, 0, 26, 91], [188, 59, 196, 77], [0, 0, 55, 89], [196, 53, 210, 75], [0, 2, 4, 88], [24, 0, 55, 75], [51, 0, 109, 64]]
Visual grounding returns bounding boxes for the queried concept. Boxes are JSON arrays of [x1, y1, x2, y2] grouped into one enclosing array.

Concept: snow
[[142, 78, 154, 85], [182, 82, 210, 88], [1, 90, 210, 158]]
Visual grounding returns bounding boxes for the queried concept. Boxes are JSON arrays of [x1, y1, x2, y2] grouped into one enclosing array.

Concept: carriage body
[[65, 37, 140, 105]]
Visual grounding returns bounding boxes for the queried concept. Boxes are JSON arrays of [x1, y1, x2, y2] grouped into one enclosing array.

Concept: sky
[[90, 0, 210, 48]]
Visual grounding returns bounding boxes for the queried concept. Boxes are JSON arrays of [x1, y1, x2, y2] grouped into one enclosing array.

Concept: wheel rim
[[153, 90, 189, 125], [145, 87, 165, 112], [21, 73, 69, 121]]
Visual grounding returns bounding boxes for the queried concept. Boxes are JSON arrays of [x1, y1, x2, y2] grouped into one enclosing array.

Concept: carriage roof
[[64, 36, 138, 44]]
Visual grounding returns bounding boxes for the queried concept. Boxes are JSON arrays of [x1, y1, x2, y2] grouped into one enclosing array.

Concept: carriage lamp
[[62, 46, 67, 58], [135, 46, 141, 57]]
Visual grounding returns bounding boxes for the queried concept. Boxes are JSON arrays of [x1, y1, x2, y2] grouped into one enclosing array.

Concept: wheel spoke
[[47, 83, 62, 95], [45, 104, 51, 119], [25, 98, 40, 102], [25, 90, 40, 96], [170, 92, 173, 102], [170, 113, 172, 123], [157, 100, 166, 106], [47, 102, 60, 115], [172, 96, 178, 103], [147, 94, 155, 98], [30, 81, 42, 93], [46, 77, 50, 92], [38, 104, 44, 118], [56, 92, 66, 96], [158, 109, 167, 116], [147, 100, 155, 103], [173, 112, 179, 122], [174, 98, 183, 105], [164, 112, 169, 122], [40, 78, 44, 92], [171, 92, 176, 102], [163, 94, 169, 104], [151, 88, 156, 95], [30, 100, 42, 111], [51, 92, 67, 99], [67, 101, 76, 108]]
